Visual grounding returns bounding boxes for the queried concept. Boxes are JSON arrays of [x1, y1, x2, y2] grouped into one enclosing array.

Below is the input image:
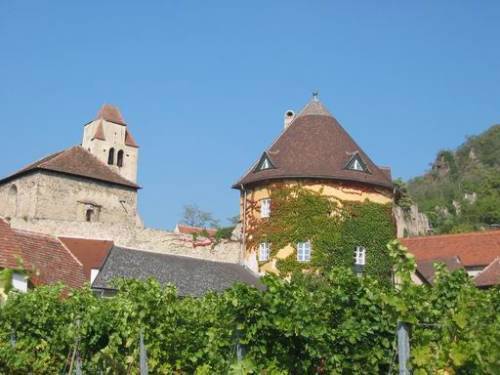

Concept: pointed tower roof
[[233, 94, 393, 190], [95, 104, 127, 125]]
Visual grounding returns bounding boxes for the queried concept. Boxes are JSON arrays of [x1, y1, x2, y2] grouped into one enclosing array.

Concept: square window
[[354, 246, 366, 265], [258, 242, 270, 261], [297, 241, 311, 262], [260, 198, 271, 218]]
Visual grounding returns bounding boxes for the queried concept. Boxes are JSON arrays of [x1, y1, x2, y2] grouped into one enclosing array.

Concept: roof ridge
[[403, 230, 500, 241]]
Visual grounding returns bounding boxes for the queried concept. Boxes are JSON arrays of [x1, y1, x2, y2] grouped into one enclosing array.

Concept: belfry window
[[108, 148, 115, 165], [117, 150, 124, 167]]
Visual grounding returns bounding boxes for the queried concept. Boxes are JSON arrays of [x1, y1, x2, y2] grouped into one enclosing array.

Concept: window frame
[[260, 198, 271, 218], [297, 241, 312, 262], [354, 246, 366, 266], [258, 242, 270, 262]]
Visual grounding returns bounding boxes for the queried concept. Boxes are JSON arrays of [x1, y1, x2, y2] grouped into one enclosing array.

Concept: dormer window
[[345, 154, 369, 173], [254, 153, 275, 172]]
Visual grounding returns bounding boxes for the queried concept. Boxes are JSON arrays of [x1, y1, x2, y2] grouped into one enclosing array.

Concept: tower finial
[[312, 91, 319, 102]]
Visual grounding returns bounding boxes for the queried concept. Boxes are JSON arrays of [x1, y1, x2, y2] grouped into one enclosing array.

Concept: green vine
[[247, 186, 396, 283]]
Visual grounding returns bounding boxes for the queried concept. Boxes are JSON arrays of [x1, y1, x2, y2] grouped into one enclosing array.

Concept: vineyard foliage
[[0, 242, 499, 374]]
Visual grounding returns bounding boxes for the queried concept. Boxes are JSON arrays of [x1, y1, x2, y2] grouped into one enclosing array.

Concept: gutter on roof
[[232, 175, 393, 190]]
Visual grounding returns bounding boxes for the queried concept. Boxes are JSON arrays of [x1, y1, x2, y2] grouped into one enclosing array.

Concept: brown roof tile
[[0, 146, 139, 189], [93, 121, 106, 141], [125, 129, 139, 148], [416, 256, 464, 285], [233, 97, 393, 189], [401, 230, 500, 267], [96, 104, 126, 125], [0, 218, 86, 288], [59, 237, 113, 280], [474, 257, 500, 287]]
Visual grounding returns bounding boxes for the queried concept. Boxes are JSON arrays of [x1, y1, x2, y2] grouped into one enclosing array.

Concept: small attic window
[[254, 153, 274, 172], [345, 154, 369, 173]]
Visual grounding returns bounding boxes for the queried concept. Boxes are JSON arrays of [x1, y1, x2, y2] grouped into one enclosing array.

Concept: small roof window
[[254, 153, 275, 172], [345, 154, 369, 173]]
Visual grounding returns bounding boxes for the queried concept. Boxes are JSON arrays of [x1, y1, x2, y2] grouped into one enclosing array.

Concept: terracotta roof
[[416, 256, 464, 285], [59, 237, 114, 280], [401, 230, 500, 267], [474, 257, 500, 287], [0, 218, 86, 288], [0, 146, 139, 189], [93, 121, 106, 141], [233, 96, 393, 189], [125, 129, 139, 148], [0, 219, 25, 269], [175, 224, 218, 237], [96, 104, 126, 125]]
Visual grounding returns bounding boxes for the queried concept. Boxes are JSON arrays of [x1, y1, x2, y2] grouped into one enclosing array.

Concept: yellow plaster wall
[[241, 179, 393, 274]]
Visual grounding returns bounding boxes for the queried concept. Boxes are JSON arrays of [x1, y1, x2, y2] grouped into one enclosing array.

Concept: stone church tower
[[82, 105, 139, 183]]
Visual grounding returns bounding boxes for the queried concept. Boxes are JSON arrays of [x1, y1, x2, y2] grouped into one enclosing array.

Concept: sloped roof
[[474, 257, 500, 287], [125, 129, 139, 148], [0, 218, 86, 288], [401, 230, 500, 267], [59, 237, 114, 280], [416, 256, 464, 285], [93, 121, 106, 141], [96, 104, 126, 125], [0, 146, 139, 189], [92, 246, 262, 296], [233, 96, 393, 189]]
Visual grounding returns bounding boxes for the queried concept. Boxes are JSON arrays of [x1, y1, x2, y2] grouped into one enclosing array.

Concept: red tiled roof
[[0, 219, 25, 269], [96, 104, 126, 125], [0, 218, 86, 288], [401, 230, 500, 267], [59, 237, 113, 280], [233, 96, 393, 190], [175, 224, 217, 237], [474, 257, 500, 287], [0, 146, 139, 189]]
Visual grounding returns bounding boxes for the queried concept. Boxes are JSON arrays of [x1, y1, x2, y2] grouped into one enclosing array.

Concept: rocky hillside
[[405, 124, 500, 234]]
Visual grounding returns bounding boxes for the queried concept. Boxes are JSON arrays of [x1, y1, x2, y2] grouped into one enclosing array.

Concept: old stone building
[[0, 105, 241, 265], [233, 94, 394, 273]]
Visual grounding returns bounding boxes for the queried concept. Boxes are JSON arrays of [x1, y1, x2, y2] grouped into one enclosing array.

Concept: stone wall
[[0, 171, 139, 227], [8, 217, 241, 264], [393, 205, 431, 238]]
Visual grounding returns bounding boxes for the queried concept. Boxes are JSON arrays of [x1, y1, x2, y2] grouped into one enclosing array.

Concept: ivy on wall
[[246, 185, 396, 281]]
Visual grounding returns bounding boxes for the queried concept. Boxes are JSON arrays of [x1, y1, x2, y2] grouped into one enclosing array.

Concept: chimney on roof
[[284, 109, 295, 129]]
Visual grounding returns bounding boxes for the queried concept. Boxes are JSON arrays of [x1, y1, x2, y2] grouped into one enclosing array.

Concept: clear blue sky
[[1, 1, 499, 229]]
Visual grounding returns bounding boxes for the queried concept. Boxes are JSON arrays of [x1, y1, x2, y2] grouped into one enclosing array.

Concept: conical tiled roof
[[93, 121, 106, 141], [233, 95, 393, 189], [0, 146, 139, 189], [95, 104, 126, 125]]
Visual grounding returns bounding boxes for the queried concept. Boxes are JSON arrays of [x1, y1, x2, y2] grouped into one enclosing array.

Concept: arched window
[[8, 185, 18, 217], [86, 208, 94, 222], [117, 150, 124, 167], [108, 148, 115, 165]]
